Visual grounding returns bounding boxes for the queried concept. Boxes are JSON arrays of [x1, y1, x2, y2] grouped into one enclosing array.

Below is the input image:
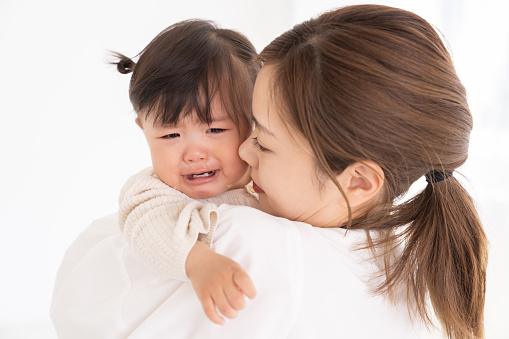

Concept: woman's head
[[241, 5, 487, 338], [239, 64, 384, 226], [242, 4, 471, 225]]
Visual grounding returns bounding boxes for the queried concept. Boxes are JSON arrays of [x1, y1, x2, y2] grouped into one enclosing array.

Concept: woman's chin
[[258, 197, 281, 219], [258, 196, 271, 214]]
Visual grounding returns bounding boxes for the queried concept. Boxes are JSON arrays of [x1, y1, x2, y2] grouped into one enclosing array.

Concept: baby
[[113, 19, 260, 324]]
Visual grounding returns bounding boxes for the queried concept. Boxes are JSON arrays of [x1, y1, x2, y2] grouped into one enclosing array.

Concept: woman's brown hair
[[260, 5, 488, 339], [112, 19, 260, 129]]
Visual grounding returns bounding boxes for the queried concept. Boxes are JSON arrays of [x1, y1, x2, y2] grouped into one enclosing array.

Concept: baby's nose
[[184, 144, 208, 163]]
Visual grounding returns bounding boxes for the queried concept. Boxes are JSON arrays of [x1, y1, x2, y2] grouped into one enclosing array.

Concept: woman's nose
[[239, 136, 257, 167]]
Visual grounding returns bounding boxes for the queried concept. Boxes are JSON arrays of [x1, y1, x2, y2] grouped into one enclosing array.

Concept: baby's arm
[[118, 168, 257, 323], [186, 241, 256, 325], [118, 168, 219, 280]]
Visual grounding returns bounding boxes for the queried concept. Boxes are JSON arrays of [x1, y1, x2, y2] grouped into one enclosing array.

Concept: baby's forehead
[[152, 111, 233, 127]]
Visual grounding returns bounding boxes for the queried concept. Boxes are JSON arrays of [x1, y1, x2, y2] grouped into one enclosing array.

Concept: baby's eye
[[162, 133, 180, 139], [207, 128, 226, 134]]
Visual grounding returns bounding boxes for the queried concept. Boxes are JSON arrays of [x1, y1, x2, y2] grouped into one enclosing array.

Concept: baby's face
[[139, 97, 251, 199]]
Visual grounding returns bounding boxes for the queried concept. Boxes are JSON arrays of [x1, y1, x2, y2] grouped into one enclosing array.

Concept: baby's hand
[[185, 241, 256, 325]]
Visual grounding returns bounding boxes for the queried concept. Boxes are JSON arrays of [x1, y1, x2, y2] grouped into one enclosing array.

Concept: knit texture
[[118, 167, 259, 281]]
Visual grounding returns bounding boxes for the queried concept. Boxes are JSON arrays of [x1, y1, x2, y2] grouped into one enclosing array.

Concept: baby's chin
[[180, 176, 249, 199], [182, 186, 229, 200]]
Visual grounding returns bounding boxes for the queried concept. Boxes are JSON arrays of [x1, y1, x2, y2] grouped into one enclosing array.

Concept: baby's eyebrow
[[252, 116, 275, 137], [210, 116, 230, 122], [153, 115, 231, 128], [154, 122, 178, 128]]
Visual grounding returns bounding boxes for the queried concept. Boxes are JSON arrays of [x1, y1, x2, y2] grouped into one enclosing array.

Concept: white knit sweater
[[118, 167, 259, 281]]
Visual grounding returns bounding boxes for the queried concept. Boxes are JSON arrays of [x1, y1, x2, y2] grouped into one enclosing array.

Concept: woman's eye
[[207, 128, 226, 134], [252, 137, 270, 152], [162, 133, 180, 139]]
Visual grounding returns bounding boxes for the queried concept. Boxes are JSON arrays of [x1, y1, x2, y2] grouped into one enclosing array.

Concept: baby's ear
[[338, 161, 384, 208], [135, 117, 143, 129]]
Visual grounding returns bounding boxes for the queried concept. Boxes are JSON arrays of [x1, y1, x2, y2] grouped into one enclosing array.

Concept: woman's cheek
[[258, 159, 270, 186], [261, 165, 279, 198]]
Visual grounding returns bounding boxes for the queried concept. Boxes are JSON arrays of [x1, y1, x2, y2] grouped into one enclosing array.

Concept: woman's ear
[[337, 161, 384, 207]]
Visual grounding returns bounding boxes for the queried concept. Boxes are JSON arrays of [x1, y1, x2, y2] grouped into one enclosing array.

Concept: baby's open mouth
[[186, 170, 217, 179]]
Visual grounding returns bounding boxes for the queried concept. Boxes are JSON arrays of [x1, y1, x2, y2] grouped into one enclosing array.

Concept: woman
[[51, 5, 487, 338]]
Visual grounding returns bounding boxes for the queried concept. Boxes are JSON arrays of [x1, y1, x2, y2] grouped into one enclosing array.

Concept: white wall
[[0, 0, 507, 338]]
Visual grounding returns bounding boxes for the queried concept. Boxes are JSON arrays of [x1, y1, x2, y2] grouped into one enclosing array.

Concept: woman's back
[[51, 204, 433, 338], [286, 222, 427, 338], [136, 205, 432, 337]]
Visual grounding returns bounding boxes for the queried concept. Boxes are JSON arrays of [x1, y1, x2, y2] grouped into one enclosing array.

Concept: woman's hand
[[185, 241, 257, 325]]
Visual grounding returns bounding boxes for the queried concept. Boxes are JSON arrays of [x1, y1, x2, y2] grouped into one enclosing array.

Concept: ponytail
[[380, 175, 488, 338], [110, 52, 135, 74]]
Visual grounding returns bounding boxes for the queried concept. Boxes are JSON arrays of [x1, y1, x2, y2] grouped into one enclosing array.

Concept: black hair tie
[[425, 170, 453, 184], [117, 58, 135, 74]]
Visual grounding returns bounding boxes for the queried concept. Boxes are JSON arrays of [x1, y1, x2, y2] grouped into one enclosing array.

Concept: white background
[[0, 0, 507, 338]]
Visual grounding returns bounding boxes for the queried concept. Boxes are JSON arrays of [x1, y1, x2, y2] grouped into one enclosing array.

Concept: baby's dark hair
[[112, 19, 260, 129]]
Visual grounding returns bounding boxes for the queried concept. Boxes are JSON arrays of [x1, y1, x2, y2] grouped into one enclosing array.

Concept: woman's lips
[[252, 181, 265, 194]]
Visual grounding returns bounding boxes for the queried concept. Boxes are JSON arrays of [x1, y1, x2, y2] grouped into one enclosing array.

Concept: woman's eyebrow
[[252, 116, 275, 137]]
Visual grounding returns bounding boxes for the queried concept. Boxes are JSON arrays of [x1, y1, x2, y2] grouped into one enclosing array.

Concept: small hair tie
[[425, 170, 453, 184], [117, 58, 135, 74]]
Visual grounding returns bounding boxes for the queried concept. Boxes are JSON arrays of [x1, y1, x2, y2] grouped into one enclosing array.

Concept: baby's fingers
[[233, 270, 256, 299], [212, 289, 239, 320], [201, 295, 225, 325], [224, 283, 247, 311]]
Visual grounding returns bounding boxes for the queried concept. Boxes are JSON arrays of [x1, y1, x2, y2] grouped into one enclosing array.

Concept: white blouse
[[50, 205, 431, 338]]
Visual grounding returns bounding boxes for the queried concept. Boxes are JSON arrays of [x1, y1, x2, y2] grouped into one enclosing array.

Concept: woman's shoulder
[[217, 204, 298, 228], [212, 204, 372, 285], [214, 204, 299, 249], [214, 205, 310, 250], [215, 204, 366, 254]]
